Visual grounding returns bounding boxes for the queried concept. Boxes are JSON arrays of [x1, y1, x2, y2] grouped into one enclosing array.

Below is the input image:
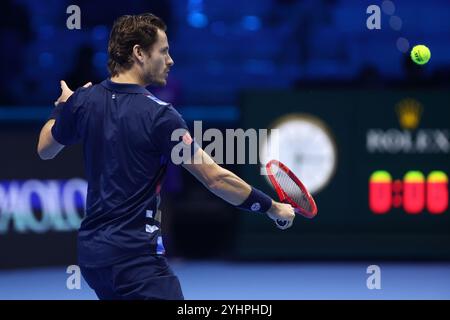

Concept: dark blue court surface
[[0, 261, 449, 300]]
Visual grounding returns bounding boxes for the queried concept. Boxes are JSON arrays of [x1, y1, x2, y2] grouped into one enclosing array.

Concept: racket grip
[[276, 219, 287, 227]]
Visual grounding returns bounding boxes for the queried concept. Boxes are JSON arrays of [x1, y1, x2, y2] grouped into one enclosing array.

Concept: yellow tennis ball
[[410, 45, 431, 65]]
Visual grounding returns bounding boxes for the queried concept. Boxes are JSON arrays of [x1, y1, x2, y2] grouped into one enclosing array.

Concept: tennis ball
[[410, 45, 431, 65]]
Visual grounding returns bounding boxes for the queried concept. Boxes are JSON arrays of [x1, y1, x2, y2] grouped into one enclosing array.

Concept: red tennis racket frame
[[266, 160, 318, 219]]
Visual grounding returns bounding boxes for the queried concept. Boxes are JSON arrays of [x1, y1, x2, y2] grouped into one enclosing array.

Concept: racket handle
[[276, 219, 287, 227], [277, 201, 290, 227]]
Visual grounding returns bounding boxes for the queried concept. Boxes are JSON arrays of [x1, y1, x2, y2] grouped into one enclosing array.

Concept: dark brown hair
[[107, 13, 166, 76]]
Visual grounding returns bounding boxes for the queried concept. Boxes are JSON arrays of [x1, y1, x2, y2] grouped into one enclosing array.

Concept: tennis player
[[37, 13, 295, 300]]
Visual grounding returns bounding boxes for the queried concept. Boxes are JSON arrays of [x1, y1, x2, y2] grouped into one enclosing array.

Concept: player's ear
[[132, 44, 145, 64]]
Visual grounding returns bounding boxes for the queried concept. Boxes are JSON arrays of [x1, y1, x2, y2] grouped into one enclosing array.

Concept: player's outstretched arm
[[183, 147, 295, 229]]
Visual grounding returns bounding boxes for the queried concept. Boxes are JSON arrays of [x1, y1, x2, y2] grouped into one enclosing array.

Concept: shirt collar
[[101, 79, 151, 95]]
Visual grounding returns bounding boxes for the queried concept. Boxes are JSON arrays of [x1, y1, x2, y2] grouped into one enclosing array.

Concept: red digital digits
[[369, 171, 448, 215]]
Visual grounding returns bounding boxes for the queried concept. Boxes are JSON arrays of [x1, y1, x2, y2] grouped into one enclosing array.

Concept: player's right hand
[[266, 201, 295, 230]]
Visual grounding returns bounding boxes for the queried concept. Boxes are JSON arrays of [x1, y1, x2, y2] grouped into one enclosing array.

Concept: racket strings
[[272, 164, 312, 212]]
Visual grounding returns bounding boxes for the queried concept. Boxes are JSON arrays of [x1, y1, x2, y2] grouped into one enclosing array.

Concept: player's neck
[[110, 68, 147, 87]]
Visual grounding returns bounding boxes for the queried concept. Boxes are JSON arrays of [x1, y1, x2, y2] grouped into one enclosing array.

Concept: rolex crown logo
[[395, 98, 423, 130]]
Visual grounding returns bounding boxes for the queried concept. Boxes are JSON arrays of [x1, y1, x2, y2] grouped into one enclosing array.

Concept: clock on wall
[[260, 114, 337, 194]]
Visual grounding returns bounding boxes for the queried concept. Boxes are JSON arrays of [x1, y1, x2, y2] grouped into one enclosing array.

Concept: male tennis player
[[37, 13, 295, 300]]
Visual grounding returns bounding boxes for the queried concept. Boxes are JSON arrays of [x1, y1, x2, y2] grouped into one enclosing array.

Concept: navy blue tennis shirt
[[50, 79, 195, 267]]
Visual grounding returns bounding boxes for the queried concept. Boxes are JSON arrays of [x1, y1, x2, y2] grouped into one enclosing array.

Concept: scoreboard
[[236, 90, 450, 260]]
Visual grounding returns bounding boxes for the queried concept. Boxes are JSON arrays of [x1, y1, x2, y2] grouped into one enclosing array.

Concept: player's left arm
[[37, 119, 64, 160], [37, 80, 91, 160]]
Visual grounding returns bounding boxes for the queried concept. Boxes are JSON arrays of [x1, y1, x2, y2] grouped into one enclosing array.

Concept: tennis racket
[[266, 160, 318, 226]]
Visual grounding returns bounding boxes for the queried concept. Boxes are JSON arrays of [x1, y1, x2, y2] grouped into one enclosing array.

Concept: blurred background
[[0, 0, 449, 299]]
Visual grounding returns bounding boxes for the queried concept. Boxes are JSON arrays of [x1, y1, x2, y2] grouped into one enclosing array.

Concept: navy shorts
[[80, 254, 184, 300]]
